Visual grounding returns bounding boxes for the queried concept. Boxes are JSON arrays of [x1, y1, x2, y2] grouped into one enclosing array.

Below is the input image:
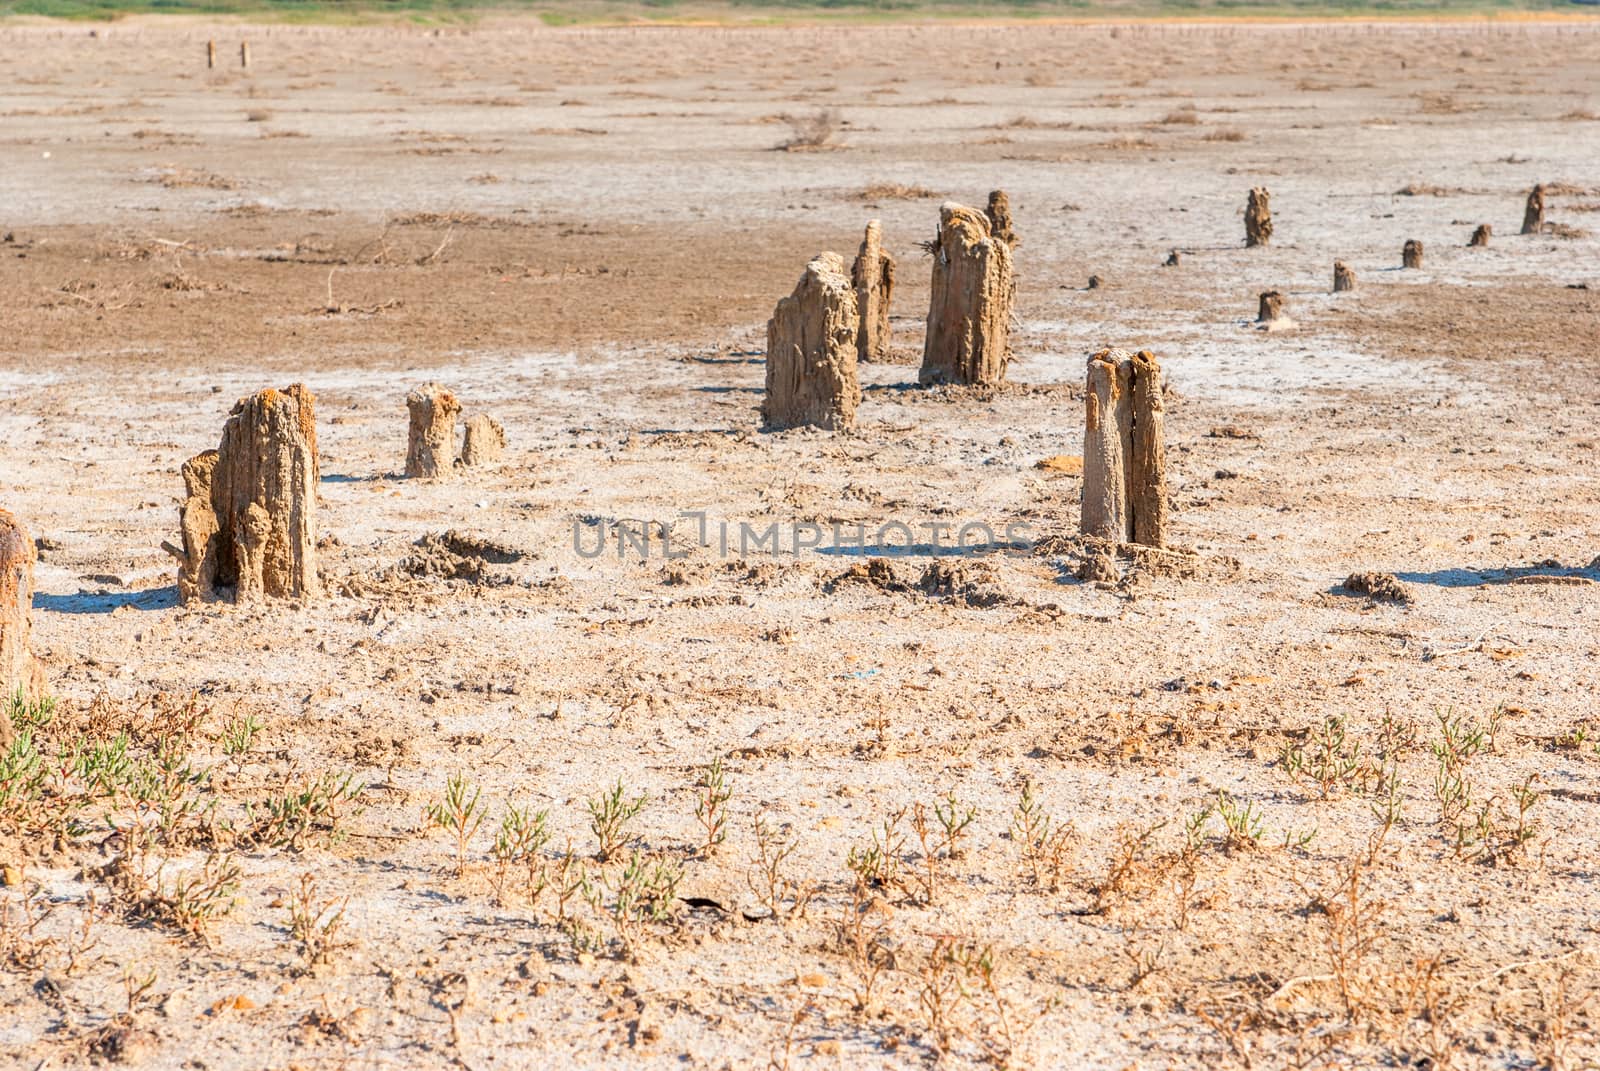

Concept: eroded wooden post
[[1469, 224, 1491, 247], [850, 220, 895, 364], [986, 189, 1019, 247], [405, 384, 461, 479], [1080, 350, 1132, 543], [207, 40, 216, 69], [0, 508, 46, 748], [1521, 184, 1545, 235], [179, 384, 319, 604], [1402, 239, 1423, 269], [920, 202, 1015, 387], [1129, 350, 1167, 548], [1333, 260, 1356, 292], [1081, 349, 1167, 548], [1245, 187, 1272, 247], [460, 414, 506, 467], [763, 252, 861, 431]]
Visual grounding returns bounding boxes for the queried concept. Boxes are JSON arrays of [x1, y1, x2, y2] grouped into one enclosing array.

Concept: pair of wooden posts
[[207, 40, 249, 69], [762, 193, 1018, 431], [404, 385, 505, 478]]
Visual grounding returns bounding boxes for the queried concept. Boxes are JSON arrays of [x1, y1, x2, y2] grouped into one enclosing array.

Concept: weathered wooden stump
[[460, 414, 506, 467], [1521, 184, 1545, 235], [1333, 260, 1357, 292], [406, 384, 461, 479], [763, 252, 861, 431], [1257, 290, 1289, 325], [919, 202, 1015, 387], [1127, 350, 1167, 549], [0, 509, 45, 746], [1080, 349, 1167, 547], [850, 220, 895, 364], [1469, 224, 1492, 247], [1164, 250, 1182, 267], [1087, 275, 1103, 290], [178, 384, 319, 604], [1245, 187, 1272, 247], [986, 189, 1019, 247], [1402, 239, 1424, 269]]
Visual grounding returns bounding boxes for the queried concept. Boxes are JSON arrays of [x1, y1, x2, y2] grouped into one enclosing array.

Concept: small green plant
[[286, 871, 348, 971], [1215, 790, 1264, 851], [8, 689, 55, 732], [916, 936, 988, 1056], [748, 812, 811, 918], [587, 778, 646, 863], [692, 757, 732, 857], [586, 850, 682, 953], [1281, 713, 1369, 797], [933, 788, 978, 859], [154, 852, 240, 939], [220, 712, 264, 761], [425, 772, 486, 876], [846, 809, 906, 893], [1010, 782, 1072, 890], [491, 802, 551, 906], [243, 770, 364, 851]]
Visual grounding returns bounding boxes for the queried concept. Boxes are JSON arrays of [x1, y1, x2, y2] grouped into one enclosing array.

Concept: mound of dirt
[[401, 531, 528, 584], [824, 557, 1015, 607], [1341, 571, 1412, 604]]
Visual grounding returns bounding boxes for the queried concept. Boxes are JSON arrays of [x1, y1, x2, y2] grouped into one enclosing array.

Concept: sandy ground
[[2, 16, 1600, 1070]]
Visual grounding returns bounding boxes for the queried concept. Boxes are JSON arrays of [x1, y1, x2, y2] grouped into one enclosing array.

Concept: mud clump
[[1245, 186, 1272, 247], [850, 220, 895, 364], [1333, 260, 1356, 292], [1076, 546, 1118, 584], [1342, 571, 1412, 604], [1402, 239, 1424, 270], [915, 559, 1013, 608], [763, 252, 861, 431], [824, 557, 1014, 607], [460, 414, 506, 467], [406, 383, 461, 479], [402, 531, 527, 585], [920, 201, 1015, 387], [178, 384, 319, 604]]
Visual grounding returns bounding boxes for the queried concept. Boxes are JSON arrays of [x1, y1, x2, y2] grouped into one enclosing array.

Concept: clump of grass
[[1202, 128, 1247, 142]]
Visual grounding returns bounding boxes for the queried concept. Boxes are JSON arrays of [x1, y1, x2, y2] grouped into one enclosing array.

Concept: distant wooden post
[[1469, 224, 1491, 247], [1402, 239, 1423, 269], [1333, 260, 1356, 292], [1521, 184, 1545, 235], [850, 220, 895, 364], [240, 41, 250, 69], [207, 40, 216, 69], [1245, 187, 1272, 247]]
